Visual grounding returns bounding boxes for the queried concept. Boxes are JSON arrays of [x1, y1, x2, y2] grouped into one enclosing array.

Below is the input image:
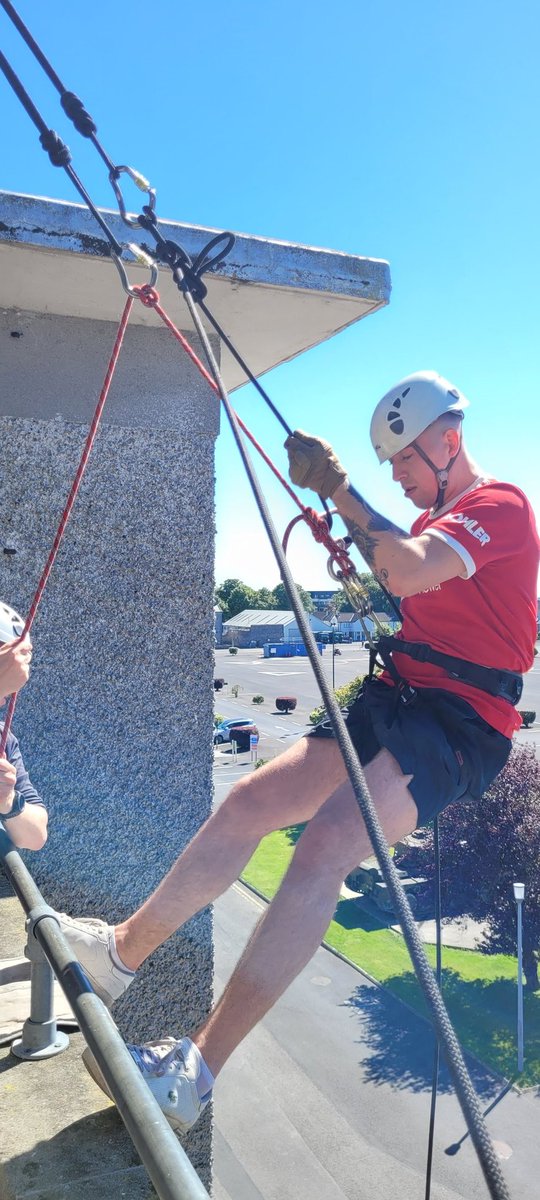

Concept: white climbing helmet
[[370, 370, 469, 464], [0, 602, 25, 644]]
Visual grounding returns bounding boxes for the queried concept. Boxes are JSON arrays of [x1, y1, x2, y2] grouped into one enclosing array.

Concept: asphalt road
[[212, 882, 539, 1200], [214, 644, 540, 767], [211, 644, 540, 1198]]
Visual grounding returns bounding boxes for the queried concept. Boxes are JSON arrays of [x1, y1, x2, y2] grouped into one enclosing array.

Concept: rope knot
[[133, 284, 160, 307], [39, 128, 71, 168], [304, 508, 331, 543], [61, 91, 97, 137]]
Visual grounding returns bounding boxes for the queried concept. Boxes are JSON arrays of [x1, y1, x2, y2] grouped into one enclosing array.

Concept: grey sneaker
[[56, 913, 135, 1007], [82, 1036, 211, 1133]]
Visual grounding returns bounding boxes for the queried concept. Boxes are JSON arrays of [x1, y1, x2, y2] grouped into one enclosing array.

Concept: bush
[[309, 674, 364, 724], [229, 646, 238, 655], [519, 710, 537, 728], [252, 694, 264, 705], [214, 714, 224, 727], [254, 758, 269, 769], [276, 696, 297, 714], [213, 678, 226, 691]]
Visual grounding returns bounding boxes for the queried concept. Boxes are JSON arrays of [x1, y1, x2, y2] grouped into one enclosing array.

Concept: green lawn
[[241, 828, 540, 1085]]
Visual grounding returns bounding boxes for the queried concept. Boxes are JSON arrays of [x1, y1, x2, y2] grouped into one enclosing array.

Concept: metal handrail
[[0, 824, 210, 1200]]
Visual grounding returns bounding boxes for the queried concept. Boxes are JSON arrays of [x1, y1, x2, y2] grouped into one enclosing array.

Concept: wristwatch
[[1, 790, 26, 820]]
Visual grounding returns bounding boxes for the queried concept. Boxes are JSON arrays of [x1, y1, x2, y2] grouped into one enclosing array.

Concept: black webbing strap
[[378, 636, 523, 705]]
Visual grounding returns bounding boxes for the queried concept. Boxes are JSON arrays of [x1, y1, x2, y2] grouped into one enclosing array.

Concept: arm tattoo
[[343, 484, 409, 572]]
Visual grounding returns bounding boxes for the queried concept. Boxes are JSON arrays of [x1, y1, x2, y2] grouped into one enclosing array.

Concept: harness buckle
[[398, 681, 417, 707]]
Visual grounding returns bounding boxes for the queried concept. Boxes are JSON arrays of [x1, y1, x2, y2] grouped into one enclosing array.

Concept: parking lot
[[213, 641, 540, 769]]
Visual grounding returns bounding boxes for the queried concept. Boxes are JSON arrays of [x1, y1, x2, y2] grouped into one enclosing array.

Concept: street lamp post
[[513, 881, 525, 1073], [330, 616, 338, 690]]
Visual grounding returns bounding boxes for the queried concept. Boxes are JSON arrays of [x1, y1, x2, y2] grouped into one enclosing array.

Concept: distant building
[[223, 608, 327, 648], [335, 610, 399, 641], [309, 589, 340, 612]]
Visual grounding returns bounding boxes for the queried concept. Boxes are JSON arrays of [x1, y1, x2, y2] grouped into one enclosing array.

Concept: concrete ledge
[[0, 191, 391, 388]]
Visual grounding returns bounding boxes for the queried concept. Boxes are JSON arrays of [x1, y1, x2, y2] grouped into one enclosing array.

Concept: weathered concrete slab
[[0, 191, 391, 389]]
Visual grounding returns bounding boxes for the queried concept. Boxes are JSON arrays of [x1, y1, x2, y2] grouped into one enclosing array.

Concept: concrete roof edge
[[0, 191, 391, 303]]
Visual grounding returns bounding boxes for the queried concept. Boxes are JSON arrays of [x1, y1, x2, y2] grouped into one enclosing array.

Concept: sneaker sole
[[81, 1047, 194, 1134], [82, 1046, 113, 1101]]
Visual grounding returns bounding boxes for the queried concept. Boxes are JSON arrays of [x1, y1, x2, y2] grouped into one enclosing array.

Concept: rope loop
[[191, 232, 236, 277], [39, 127, 71, 167]]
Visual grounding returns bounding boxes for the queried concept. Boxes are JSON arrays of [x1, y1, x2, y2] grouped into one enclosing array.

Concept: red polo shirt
[[388, 480, 539, 737]]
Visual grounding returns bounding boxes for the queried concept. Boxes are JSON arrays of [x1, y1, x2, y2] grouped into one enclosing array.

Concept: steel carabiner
[[110, 244, 159, 298], [109, 164, 157, 228]]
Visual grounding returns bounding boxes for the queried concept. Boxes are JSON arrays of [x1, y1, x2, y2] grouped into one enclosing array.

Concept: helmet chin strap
[[411, 429, 463, 510]]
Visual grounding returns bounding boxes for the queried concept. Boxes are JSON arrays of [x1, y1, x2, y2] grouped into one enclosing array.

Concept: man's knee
[[291, 804, 367, 879]]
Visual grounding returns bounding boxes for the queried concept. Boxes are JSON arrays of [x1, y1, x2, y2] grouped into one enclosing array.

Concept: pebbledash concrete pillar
[[0, 191, 390, 1187]]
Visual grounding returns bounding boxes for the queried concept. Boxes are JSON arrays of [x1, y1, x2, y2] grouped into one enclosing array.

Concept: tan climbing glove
[[284, 430, 349, 499]]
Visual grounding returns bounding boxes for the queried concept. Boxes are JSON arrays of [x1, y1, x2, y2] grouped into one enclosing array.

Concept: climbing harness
[[374, 637, 523, 706], [0, 10, 513, 1198]]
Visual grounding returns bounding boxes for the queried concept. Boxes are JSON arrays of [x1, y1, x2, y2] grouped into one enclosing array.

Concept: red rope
[[132, 285, 357, 575], [0, 295, 134, 754]]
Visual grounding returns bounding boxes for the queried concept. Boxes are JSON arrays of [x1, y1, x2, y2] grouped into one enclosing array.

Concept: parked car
[[214, 719, 259, 746]]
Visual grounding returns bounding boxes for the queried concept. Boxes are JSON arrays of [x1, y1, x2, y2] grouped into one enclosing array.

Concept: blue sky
[[2, 1, 539, 589]]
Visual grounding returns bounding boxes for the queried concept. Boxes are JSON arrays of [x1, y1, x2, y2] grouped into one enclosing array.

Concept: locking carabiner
[[109, 164, 157, 228], [111, 244, 159, 298]]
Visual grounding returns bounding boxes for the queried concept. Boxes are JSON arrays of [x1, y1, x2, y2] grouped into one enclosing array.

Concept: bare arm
[[333, 482, 467, 597], [0, 800, 48, 851], [0, 740, 48, 851], [284, 430, 467, 596]]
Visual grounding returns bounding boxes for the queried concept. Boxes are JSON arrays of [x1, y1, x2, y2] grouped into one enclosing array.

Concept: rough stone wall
[[0, 306, 219, 1185]]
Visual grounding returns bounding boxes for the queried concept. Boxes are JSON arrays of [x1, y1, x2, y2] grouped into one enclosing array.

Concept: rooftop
[[0, 192, 391, 390], [223, 609, 298, 628]]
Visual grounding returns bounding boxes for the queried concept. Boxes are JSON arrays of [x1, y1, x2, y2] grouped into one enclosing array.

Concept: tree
[[409, 745, 540, 989], [226, 584, 258, 618], [215, 578, 243, 619], [272, 582, 314, 612], [254, 587, 276, 611]]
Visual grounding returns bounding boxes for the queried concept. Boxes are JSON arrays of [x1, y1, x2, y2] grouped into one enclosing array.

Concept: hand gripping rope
[[0, 9, 511, 1198]]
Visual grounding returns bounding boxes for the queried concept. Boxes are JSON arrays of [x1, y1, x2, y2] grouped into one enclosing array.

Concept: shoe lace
[[59, 913, 106, 933], [128, 1038, 185, 1077]]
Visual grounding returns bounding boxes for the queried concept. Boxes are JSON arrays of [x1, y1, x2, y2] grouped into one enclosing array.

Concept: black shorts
[[307, 678, 511, 826]]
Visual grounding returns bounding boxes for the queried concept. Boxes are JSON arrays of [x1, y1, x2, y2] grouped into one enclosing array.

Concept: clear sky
[[2, 1, 539, 591]]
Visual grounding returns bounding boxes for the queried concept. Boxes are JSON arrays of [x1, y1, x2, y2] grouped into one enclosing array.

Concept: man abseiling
[[58, 371, 539, 1132]]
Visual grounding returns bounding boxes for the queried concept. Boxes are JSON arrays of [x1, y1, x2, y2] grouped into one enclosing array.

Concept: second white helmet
[[370, 370, 469, 463], [0, 601, 25, 644]]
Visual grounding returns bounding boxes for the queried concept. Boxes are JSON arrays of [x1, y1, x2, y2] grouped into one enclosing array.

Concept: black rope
[[0, 49, 122, 256], [198, 297, 292, 435], [0, 0, 116, 173], [425, 816, 442, 1200], [174, 275, 510, 1200]]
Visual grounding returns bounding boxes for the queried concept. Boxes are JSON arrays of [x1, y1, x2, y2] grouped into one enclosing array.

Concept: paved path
[[212, 882, 539, 1200]]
